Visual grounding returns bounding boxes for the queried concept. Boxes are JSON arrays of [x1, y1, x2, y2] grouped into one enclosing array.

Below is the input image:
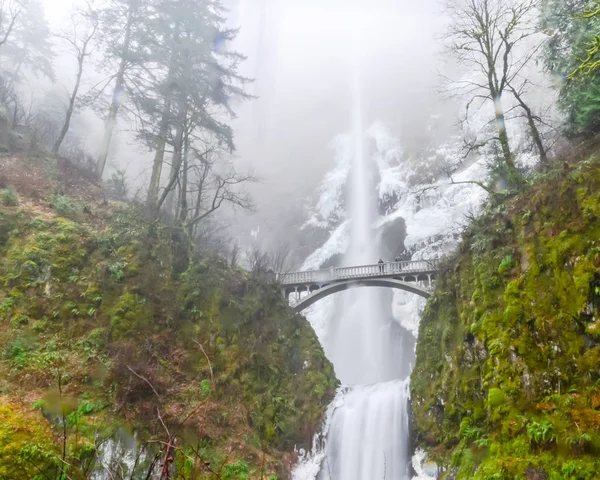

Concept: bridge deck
[[278, 259, 440, 286]]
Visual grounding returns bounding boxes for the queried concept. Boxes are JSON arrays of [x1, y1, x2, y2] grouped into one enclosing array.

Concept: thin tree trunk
[[178, 137, 189, 223], [96, 2, 134, 180], [510, 87, 548, 166], [146, 109, 170, 214], [173, 178, 181, 220], [146, 22, 180, 215], [493, 99, 519, 183], [156, 104, 186, 213], [53, 54, 85, 155]]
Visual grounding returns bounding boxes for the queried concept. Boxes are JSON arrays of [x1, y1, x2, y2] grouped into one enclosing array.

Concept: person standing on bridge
[[378, 258, 384, 273]]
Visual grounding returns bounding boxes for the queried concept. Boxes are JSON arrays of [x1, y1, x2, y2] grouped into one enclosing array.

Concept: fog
[[39, 0, 450, 244], [229, 0, 448, 240]]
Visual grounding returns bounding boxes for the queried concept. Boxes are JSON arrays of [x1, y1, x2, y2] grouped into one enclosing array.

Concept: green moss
[[109, 292, 152, 339], [412, 156, 600, 476], [0, 398, 60, 479], [0, 204, 336, 478]]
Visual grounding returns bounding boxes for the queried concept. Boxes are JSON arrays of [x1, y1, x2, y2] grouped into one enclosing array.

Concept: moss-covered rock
[[411, 155, 600, 478], [0, 204, 337, 479]]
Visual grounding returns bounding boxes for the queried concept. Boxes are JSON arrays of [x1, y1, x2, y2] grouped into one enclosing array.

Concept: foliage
[[411, 154, 600, 477], [0, 185, 18, 206], [542, 0, 600, 134], [104, 169, 128, 201], [0, 203, 336, 478], [50, 194, 76, 218]]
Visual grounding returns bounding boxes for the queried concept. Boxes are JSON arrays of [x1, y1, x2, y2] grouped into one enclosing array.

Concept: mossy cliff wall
[[411, 155, 600, 479], [0, 205, 336, 479]]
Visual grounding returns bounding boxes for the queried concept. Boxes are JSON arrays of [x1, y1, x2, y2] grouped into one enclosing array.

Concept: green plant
[[222, 460, 250, 480], [50, 194, 76, 218], [498, 254, 514, 274], [565, 430, 592, 451], [527, 420, 556, 446], [0, 297, 15, 316], [104, 170, 129, 201], [108, 261, 128, 281], [1, 186, 19, 206], [201, 379, 211, 397]]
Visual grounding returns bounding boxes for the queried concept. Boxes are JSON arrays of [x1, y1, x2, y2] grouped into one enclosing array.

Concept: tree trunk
[[146, 22, 180, 216], [178, 137, 189, 223], [493, 98, 519, 184], [156, 103, 186, 213], [96, 2, 134, 180], [53, 53, 85, 155], [146, 110, 169, 215], [510, 87, 548, 166]]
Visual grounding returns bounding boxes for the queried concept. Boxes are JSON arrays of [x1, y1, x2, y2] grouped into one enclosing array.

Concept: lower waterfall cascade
[[291, 120, 489, 478]]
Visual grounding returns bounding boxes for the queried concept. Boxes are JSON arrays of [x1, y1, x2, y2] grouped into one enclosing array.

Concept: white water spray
[[308, 19, 411, 479]]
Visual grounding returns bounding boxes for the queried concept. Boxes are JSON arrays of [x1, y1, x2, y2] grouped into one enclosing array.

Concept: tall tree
[[94, 0, 150, 180], [541, 0, 600, 135], [0, 0, 23, 49], [0, 0, 54, 83], [52, 6, 99, 154], [445, 0, 547, 182], [134, 0, 251, 219]]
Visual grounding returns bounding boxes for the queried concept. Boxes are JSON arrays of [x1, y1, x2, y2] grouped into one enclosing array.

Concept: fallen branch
[[193, 339, 214, 387], [126, 364, 160, 399]]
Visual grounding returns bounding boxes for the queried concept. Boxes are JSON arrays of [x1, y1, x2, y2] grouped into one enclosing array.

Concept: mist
[[36, 0, 450, 249], [229, 0, 449, 243]]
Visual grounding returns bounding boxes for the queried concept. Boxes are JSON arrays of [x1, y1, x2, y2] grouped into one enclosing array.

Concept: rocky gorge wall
[[411, 152, 600, 478]]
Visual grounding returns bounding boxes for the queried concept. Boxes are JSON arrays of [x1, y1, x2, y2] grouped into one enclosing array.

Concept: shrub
[[50, 194, 76, 218], [104, 170, 128, 201], [1, 186, 18, 206], [498, 254, 514, 274], [527, 420, 556, 447]]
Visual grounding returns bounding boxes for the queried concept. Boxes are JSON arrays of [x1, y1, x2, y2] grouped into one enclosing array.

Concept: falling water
[[325, 47, 395, 386], [308, 26, 411, 480]]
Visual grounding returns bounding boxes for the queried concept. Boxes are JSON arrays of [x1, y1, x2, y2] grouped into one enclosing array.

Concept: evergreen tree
[[136, 0, 252, 219], [0, 0, 54, 83], [94, 0, 155, 179], [541, 0, 600, 134]]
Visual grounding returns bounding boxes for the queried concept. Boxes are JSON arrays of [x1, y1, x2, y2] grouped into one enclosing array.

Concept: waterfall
[[293, 27, 412, 479], [324, 381, 410, 479]]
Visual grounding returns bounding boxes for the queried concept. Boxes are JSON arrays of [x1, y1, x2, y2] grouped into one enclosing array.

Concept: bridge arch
[[290, 278, 431, 313]]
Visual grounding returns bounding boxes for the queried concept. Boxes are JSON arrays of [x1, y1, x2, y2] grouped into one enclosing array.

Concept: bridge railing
[[278, 259, 440, 285]]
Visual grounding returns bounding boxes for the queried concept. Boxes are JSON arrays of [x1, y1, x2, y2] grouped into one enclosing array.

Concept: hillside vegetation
[[411, 147, 600, 478], [0, 159, 336, 479]]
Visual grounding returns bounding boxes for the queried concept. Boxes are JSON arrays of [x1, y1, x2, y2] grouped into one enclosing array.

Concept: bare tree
[[269, 241, 294, 274], [184, 163, 256, 230], [444, 0, 548, 182], [0, 0, 23, 49], [246, 246, 273, 275], [52, 5, 99, 154], [246, 242, 294, 276]]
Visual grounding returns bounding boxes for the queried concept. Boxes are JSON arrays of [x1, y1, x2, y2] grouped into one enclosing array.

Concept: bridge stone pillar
[[329, 267, 335, 280]]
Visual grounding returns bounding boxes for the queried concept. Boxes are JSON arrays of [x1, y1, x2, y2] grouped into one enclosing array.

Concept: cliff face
[[0, 201, 336, 479], [411, 153, 600, 478]]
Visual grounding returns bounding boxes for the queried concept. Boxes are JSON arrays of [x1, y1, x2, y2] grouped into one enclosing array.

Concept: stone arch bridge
[[277, 259, 440, 313]]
